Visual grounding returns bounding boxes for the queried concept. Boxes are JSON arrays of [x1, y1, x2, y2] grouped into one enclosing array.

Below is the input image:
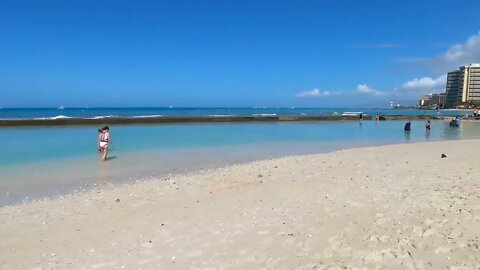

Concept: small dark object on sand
[[441, 154, 447, 158], [116, 198, 120, 202], [258, 174, 263, 178]]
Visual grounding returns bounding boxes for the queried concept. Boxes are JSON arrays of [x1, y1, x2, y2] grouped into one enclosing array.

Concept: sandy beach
[[1, 140, 479, 269]]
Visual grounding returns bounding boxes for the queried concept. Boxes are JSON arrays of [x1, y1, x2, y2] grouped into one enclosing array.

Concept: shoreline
[[0, 115, 453, 127], [1, 140, 479, 268], [0, 139, 413, 207], [3, 116, 480, 207]]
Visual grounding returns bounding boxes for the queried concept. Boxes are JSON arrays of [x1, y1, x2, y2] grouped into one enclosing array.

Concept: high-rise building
[[418, 93, 446, 108], [445, 63, 480, 108]]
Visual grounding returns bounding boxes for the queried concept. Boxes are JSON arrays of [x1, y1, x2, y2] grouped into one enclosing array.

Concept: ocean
[[0, 107, 478, 205], [0, 107, 473, 120]]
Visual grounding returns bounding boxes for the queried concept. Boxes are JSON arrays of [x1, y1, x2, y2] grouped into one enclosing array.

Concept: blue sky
[[1, 0, 480, 108]]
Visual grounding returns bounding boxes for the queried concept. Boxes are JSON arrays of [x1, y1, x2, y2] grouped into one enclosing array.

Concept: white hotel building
[[445, 63, 480, 108]]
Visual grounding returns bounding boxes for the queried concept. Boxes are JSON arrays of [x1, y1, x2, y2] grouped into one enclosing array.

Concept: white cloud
[[425, 32, 480, 73], [396, 74, 447, 94], [390, 32, 480, 97], [391, 31, 480, 75], [442, 32, 480, 62], [296, 88, 342, 98], [356, 84, 385, 96]]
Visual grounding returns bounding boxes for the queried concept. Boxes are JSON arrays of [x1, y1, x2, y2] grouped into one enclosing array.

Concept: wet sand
[[1, 140, 479, 269]]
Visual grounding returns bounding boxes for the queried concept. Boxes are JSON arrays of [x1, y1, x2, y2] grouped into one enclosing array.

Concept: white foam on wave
[[342, 112, 363, 116], [209, 114, 237, 117], [252, 113, 277, 117], [86, 115, 164, 119], [86, 115, 119, 119], [130, 115, 164, 118], [34, 115, 72, 120]]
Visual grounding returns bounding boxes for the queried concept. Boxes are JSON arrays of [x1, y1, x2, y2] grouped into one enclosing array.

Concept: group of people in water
[[449, 117, 462, 127], [403, 117, 461, 132], [96, 116, 463, 162], [403, 121, 429, 132]]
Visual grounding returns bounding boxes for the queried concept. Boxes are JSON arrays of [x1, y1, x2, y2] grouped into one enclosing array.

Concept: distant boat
[[57, 106, 65, 110]]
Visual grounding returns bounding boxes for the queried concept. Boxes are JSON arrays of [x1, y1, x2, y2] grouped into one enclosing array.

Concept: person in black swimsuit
[[425, 120, 431, 132]]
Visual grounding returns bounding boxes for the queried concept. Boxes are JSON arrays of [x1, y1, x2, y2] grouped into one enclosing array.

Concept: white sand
[[1, 140, 479, 269]]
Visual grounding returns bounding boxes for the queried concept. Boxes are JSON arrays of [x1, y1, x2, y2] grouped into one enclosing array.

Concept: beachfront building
[[419, 95, 430, 108], [418, 93, 446, 109], [445, 63, 480, 108]]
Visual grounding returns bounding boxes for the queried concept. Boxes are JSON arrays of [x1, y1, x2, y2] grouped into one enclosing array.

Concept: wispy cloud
[[387, 31, 480, 98], [441, 32, 480, 62], [296, 32, 480, 104], [396, 31, 480, 73], [356, 84, 385, 96], [395, 75, 447, 94], [355, 43, 406, 49], [296, 88, 342, 98], [427, 31, 480, 73]]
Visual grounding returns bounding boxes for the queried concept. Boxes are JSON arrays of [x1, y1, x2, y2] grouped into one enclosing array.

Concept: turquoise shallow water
[[1, 120, 479, 167], [1, 119, 480, 205]]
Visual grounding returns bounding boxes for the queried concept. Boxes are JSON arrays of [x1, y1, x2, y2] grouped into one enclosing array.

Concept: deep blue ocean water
[[0, 107, 473, 119]]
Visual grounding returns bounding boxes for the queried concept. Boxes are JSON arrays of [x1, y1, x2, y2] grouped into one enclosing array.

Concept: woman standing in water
[[98, 126, 111, 161]]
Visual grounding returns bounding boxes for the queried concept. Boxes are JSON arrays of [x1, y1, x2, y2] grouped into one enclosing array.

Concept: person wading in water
[[98, 126, 111, 161]]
